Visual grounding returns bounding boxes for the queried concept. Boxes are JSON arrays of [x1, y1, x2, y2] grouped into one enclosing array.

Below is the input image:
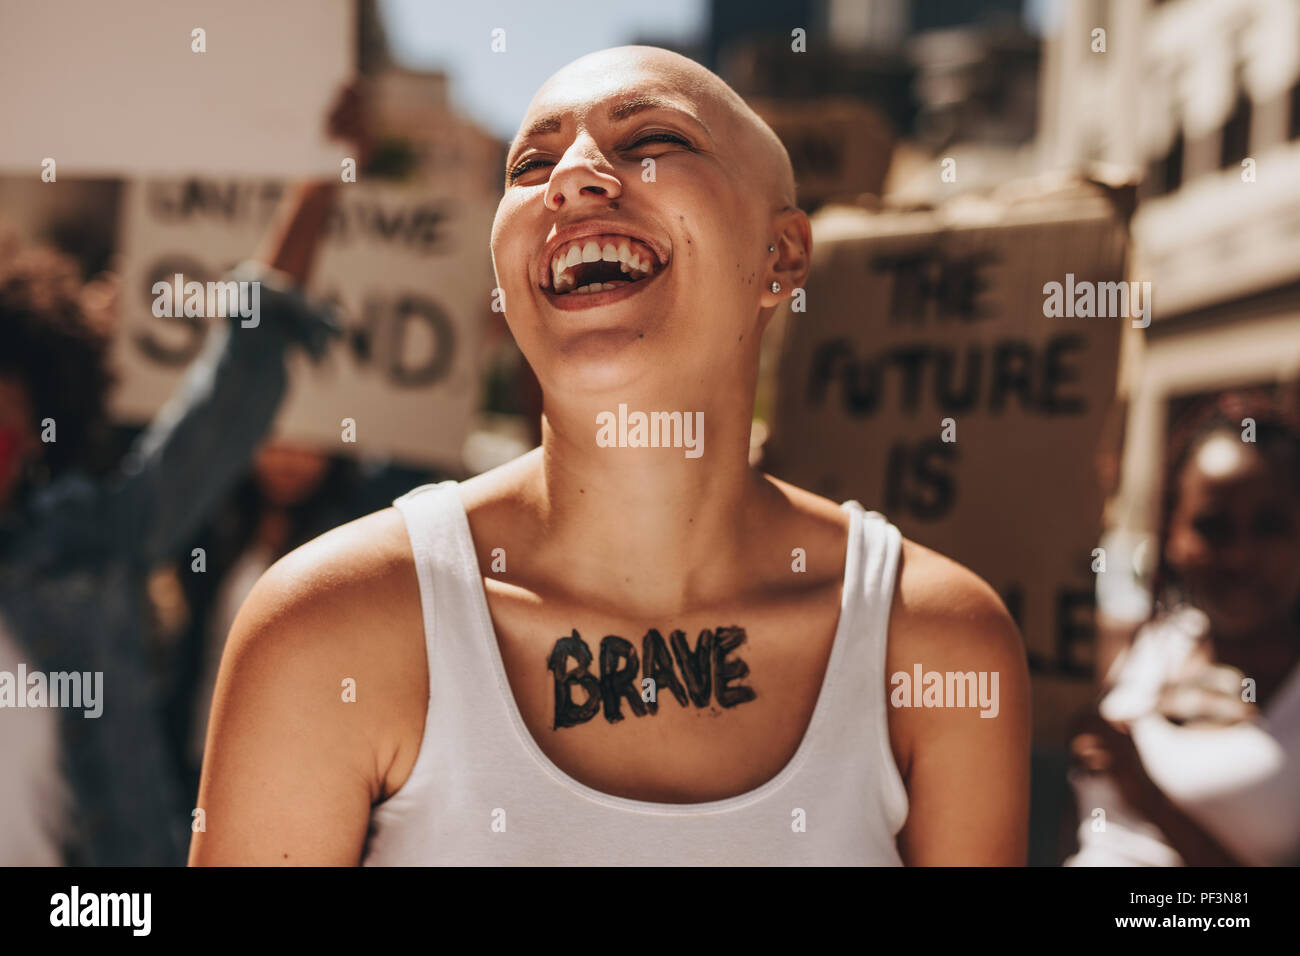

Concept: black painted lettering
[[807, 339, 851, 407], [598, 635, 646, 723], [548, 630, 601, 729], [1042, 333, 1087, 415], [1055, 588, 1096, 678], [890, 346, 928, 413], [670, 629, 714, 708], [712, 626, 757, 708], [990, 340, 1035, 413], [385, 295, 456, 387], [641, 629, 689, 712], [934, 345, 982, 412], [909, 438, 957, 521]]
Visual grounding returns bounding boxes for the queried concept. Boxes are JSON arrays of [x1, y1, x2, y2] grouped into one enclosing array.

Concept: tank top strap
[[832, 500, 909, 831], [391, 480, 493, 697], [839, 501, 903, 639]]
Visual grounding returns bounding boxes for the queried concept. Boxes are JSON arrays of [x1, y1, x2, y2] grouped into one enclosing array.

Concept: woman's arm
[[99, 82, 373, 564], [101, 269, 336, 566], [189, 508, 425, 865], [887, 540, 1032, 865]]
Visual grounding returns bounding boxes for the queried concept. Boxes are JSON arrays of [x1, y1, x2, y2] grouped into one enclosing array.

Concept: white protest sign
[[0, 0, 351, 177], [111, 176, 496, 469]]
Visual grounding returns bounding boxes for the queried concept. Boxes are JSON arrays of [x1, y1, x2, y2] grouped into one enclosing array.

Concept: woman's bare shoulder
[[193, 505, 428, 863], [891, 536, 1022, 656], [768, 470, 1025, 690], [252, 505, 419, 625], [458, 447, 544, 513], [217, 505, 426, 722], [885, 535, 1030, 762]]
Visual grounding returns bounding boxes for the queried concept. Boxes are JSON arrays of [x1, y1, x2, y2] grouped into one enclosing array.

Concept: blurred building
[[886, 17, 1043, 202], [705, 0, 1027, 132], [366, 67, 505, 196], [1040, 0, 1300, 613], [705, 0, 917, 138], [687, 0, 1043, 206]]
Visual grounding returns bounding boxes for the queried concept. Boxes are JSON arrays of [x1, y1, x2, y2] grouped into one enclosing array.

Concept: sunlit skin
[[191, 48, 1029, 866]]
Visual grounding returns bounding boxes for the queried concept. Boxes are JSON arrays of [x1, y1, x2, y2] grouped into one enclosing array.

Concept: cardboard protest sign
[[0, 0, 351, 177], [764, 183, 1128, 745], [110, 176, 496, 469]]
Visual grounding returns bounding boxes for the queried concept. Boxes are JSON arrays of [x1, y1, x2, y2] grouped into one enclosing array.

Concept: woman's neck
[[525, 391, 775, 615]]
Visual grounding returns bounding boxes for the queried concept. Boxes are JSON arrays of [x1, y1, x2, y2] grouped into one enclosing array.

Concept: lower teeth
[[573, 281, 629, 294]]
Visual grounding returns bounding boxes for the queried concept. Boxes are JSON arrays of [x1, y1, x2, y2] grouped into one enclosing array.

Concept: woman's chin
[[541, 329, 669, 392]]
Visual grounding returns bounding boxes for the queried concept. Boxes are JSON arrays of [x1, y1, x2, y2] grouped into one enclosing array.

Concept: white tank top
[[362, 480, 908, 866]]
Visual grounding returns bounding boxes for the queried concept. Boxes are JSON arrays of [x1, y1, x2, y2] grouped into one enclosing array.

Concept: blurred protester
[[0, 82, 372, 865], [1064, 391, 1300, 866], [163, 444, 433, 793], [0, 241, 333, 866]]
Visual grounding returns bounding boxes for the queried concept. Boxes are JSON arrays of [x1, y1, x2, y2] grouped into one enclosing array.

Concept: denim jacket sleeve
[[100, 261, 339, 566]]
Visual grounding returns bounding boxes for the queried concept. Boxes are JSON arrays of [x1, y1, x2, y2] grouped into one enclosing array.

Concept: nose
[[544, 133, 622, 211]]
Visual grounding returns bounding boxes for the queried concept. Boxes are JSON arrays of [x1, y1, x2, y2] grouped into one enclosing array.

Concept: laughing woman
[[190, 47, 1029, 866]]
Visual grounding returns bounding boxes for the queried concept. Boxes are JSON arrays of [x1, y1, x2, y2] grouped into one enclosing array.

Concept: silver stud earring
[[767, 244, 775, 252], [770, 281, 781, 293]]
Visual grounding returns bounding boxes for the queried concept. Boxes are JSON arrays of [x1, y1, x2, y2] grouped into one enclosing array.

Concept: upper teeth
[[547, 235, 659, 292]]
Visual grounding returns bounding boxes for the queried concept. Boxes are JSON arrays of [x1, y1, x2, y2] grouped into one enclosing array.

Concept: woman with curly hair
[[0, 77, 378, 868]]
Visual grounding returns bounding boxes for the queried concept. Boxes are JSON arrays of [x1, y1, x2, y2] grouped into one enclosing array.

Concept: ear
[[759, 206, 812, 308]]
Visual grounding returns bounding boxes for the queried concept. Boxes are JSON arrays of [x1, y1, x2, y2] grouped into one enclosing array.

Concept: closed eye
[[506, 133, 693, 185], [629, 132, 690, 148], [507, 156, 552, 184]]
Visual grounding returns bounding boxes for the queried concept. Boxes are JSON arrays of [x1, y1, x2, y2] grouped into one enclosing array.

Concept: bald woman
[[190, 47, 1029, 866]]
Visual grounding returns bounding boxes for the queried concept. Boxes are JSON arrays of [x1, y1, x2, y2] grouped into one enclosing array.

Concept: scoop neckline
[[448, 486, 866, 815]]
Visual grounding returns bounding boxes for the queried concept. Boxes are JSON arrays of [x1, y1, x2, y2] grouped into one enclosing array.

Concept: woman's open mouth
[[538, 233, 668, 310]]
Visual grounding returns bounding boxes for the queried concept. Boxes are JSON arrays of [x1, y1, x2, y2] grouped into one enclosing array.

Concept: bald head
[[491, 44, 814, 405], [518, 46, 797, 209]]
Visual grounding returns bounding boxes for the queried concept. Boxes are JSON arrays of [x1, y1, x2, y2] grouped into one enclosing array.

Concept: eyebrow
[[609, 95, 707, 130], [508, 95, 712, 164]]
